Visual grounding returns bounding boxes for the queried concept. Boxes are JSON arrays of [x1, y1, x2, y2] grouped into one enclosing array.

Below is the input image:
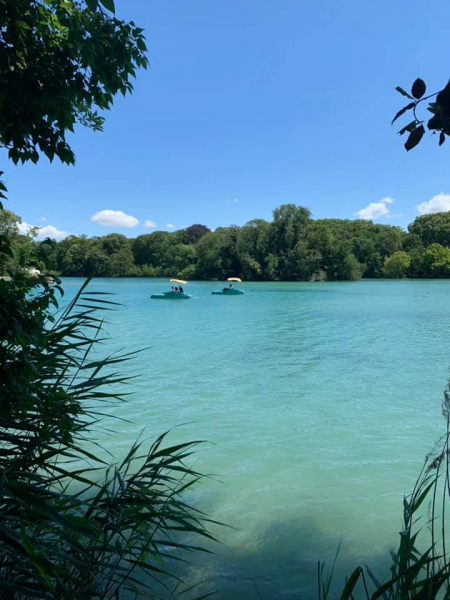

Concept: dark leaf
[[364, 565, 388, 600], [137, 38, 147, 52], [398, 121, 417, 136], [437, 83, 450, 117], [339, 567, 362, 600], [392, 102, 416, 125], [439, 131, 445, 146], [405, 124, 425, 151], [0, 581, 46, 598], [86, 0, 98, 9], [411, 78, 426, 100], [100, 0, 115, 12], [427, 115, 446, 131], [396, 86, 414, 100]]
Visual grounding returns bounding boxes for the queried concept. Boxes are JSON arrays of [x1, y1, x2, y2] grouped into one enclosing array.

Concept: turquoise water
[[62, 278, 449, 599]]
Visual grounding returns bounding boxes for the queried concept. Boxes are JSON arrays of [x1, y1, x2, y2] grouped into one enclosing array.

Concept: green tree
[[83, 240, 108, 275], [327, 241, 364, 281], [351, 227, 377, 274], [408, 212, 450, 248], [403, 232, 424, 253], [0, 208, 22, 236], [58, 236, 90, 276], [383, 251, 411, 278], [101, 233, 130, 256], [0, 209, 40, 274], [0, 3, 219, 595], [97, 233, 137, 276], [170, 243, 196, 277], [133, 231, 171, 269], [58, 234, 140, 277], [271, 204, 311, 251], [8, 205, 450, 281], [184, 223, 211, 244], [407, 248, 425, 278], [0, 0, 148, 166], [373, 225, 405, 271], [270, 205, 312, 278], [35, 239, 58, 271], [288, 241, 322, 280], [308, 219, 404, 278], [421, 243, 450, 277], [236, 219, 271, 280], [214, 226, 242, 279], [195, 231, 223, 279]]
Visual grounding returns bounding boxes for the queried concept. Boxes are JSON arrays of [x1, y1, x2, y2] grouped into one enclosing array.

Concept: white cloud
[[37, 225, 70, 240], [18, 221, 33, 235], [225, 198, 240, 205], [39, 217, 47, 222], [355, 197, 394, 220], [416, 193, 450, 215], [144, 220, 157, 229], [91, 209, 139, 228], [18, 221, 69, 240], [166, 222, 174, 230]]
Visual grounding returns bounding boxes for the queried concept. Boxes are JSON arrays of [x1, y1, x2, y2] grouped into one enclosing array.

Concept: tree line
[[2, 204, 450, 280]]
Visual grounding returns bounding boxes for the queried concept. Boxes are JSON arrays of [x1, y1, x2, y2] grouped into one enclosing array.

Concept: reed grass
[[320, 382, 450, 600], [0, 276, 218, 599]]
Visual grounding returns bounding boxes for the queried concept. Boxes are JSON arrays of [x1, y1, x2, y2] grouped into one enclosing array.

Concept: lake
[[62, 278, 449, 599]]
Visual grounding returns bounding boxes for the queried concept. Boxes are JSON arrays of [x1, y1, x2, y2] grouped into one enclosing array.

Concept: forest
[[2, 204, 450, 280]]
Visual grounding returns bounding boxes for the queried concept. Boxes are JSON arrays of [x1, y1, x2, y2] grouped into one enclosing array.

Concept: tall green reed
[[0, 274, 218, 599]]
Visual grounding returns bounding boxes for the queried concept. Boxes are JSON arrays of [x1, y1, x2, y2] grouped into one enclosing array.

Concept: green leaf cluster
[[0, 0, 148, 165]]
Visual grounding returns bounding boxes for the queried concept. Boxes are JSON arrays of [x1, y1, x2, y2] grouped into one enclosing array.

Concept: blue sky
[[3, 0, 450, 239]]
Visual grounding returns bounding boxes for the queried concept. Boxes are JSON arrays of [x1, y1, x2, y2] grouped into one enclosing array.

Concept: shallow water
[[62, 278, 449, 599]]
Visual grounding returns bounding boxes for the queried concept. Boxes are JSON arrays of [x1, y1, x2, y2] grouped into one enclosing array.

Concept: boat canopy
[[170, 279, 188, 284], [227, 277, 242, 282]]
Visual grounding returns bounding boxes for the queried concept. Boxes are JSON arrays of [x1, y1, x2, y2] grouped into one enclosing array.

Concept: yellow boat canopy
[[227, 277, 242, 282], [170, 279, 188, 284]]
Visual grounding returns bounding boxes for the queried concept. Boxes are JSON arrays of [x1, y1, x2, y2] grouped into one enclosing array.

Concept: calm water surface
[[62, 278, 449, 599]]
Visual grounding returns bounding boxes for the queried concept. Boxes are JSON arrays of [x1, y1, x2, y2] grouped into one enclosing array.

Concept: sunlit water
[[61, 278, 449, 599]]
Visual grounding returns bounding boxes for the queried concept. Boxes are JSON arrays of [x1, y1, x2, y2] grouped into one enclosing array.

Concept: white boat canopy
[[170, 279, 188, 284], [227, 277, 242, 282]]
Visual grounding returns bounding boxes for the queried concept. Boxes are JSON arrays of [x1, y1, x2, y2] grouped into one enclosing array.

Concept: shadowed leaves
[[405, 124, 425, 151], [0, 0, 147, 165], [394, 78, 450, 150], [0, 275, 219, 598]]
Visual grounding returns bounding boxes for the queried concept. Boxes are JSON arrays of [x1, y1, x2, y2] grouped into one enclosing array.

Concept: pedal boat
[[211, 277, 245, 295], [151, 279, 192, 299]]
